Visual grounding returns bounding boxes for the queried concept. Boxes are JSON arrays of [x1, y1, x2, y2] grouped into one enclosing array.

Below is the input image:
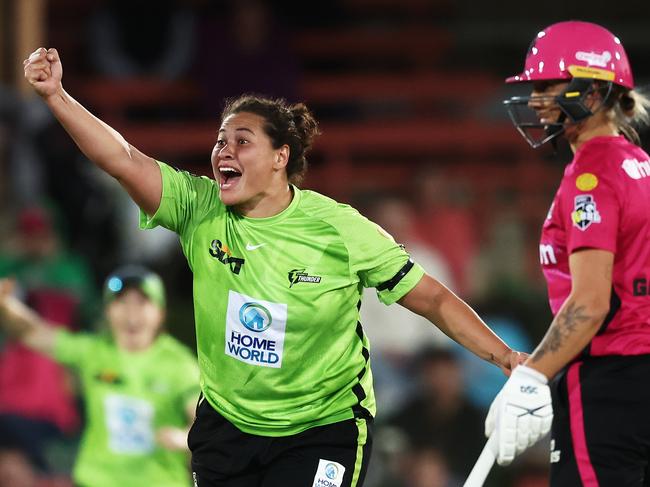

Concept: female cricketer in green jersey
[[0, 266, 200, 487], [24, 47, 524, 487]]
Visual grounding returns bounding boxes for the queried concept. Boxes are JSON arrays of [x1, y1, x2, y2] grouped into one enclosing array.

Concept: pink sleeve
[[559, 169, 620, 255]]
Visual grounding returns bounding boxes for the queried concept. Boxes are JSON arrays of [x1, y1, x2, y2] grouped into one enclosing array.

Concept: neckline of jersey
[[115, 334, 167, 359], [575, 134, 625, 158], [234, 185, 302, 226]]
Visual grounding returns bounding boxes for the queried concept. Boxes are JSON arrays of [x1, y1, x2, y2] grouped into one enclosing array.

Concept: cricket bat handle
[[463, 434, 497, 487]]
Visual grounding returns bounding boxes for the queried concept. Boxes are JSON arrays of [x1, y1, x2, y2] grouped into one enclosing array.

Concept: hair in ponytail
[[221, 94, 321, 185], [606, 84, 650, 146]]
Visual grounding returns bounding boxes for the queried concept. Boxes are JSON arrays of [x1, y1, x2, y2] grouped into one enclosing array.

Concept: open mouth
[[219, 166, 243, 189]]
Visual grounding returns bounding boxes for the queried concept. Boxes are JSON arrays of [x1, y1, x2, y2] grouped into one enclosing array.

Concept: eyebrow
[[218, 127, 256, 135]]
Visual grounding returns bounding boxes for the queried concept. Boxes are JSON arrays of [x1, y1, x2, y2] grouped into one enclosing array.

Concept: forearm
[[45, 89, 150, 179], [24, 48, 161, 213], [528, 297, 608, 379], [424, 286, 512, 368], [0, 296, 42, 339], [0, 297, 56, 354], [156, 426, 190, 451], [157, 400, 195, 451]]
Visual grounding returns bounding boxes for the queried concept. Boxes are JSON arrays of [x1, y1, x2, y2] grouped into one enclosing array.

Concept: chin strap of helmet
[[557, 78, 613, 123], [549, 111, 567, 154], [548, 79, 613, 153]]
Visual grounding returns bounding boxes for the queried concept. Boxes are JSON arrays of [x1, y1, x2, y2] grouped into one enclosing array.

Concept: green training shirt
[[141, 161, 425, 436], [54, 330, 200, 487]]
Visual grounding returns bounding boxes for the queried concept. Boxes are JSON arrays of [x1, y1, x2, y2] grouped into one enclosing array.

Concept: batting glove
[[485, 365, 553, 466]]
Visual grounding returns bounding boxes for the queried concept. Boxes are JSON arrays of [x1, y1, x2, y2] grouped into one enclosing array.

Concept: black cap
[[103, 265, 166, 309]]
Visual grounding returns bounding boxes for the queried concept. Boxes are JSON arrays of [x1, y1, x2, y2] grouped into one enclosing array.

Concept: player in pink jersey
[[483, 21, 650, 486]]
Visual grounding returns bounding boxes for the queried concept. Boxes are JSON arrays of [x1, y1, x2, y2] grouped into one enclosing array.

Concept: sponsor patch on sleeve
[[576, 172, 598, 191], [571, 194, 601, 231]]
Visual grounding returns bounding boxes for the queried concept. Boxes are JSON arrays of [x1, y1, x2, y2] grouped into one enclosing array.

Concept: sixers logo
[[571, 195, 601, 231]]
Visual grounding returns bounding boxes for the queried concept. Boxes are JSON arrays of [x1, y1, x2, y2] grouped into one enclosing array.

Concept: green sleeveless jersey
[[53, 331, 200, 487], [141, 162, 425, 436]]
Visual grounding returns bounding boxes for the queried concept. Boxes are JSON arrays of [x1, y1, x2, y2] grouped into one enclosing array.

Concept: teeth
[[219, 167, 239, 173]]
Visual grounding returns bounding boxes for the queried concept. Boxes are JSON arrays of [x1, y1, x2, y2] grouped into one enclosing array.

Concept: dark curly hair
[[221, 94, 321, 186]]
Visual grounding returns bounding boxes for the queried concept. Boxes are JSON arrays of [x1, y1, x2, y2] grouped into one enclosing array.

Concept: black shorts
[[549, 355, 650, 487], [188, 396, 373, 487]]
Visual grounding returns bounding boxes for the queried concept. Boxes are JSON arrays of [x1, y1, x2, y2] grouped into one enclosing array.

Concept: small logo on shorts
[[549, 439, 561, 464], [192, 472, 199, 487], [312, 459, 345, 487], [325, 463, 339, 480]]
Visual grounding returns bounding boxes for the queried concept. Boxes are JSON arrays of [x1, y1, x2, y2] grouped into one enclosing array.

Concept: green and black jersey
[[141, 162, 425, 436], [53, 331, 199, 487]]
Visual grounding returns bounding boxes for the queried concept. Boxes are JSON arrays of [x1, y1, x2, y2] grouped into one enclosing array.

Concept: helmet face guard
[[504, 78, 612, 148], [504, 21, 633, 148]]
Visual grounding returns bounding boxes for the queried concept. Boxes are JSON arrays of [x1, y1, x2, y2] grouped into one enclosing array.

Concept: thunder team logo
[[239, 303, 272, 332], [288, 268, 322, 288]]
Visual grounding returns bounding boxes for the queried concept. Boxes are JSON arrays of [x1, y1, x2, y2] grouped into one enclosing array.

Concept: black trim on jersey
[[582, 286, 621, 357], [352, 317, 373, 420], [598, 287, 622, 334], [376, 259, 414, 292]]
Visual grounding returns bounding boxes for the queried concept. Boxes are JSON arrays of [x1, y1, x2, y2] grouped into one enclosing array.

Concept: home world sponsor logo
[[312, 459, 345, 487], [325, 464, 339, 480], [225, 290, 287, 368], [239, 303, 272, 332]]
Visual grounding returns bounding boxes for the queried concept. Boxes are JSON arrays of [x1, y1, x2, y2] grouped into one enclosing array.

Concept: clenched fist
[[23, 47, 63, 99]]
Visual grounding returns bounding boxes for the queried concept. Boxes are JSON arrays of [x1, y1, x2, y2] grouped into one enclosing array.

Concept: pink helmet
[[506, 21, 634, 89]]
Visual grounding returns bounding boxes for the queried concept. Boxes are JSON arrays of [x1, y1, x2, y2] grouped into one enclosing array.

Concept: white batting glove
[[485, 365, 553, 466]]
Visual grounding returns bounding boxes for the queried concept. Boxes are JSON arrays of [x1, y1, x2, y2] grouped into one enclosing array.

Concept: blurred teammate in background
[[485, 20, 650, 486], [0, 265, 199, 487], [0, 204, 98, 475], [23, 47, 524, 487]]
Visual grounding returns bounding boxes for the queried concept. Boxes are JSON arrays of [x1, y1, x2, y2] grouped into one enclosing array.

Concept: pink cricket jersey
[[540, 135, 650, 356]]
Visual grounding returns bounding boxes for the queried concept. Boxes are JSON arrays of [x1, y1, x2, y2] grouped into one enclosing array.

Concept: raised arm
[[398, 273, 524, 374], [0, 279, 57, 356], [23, 47, 162, 215]]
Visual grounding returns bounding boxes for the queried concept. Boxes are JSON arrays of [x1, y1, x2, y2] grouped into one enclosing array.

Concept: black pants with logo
[[188, 397, 373, 487], [549, 355, 650, 486]]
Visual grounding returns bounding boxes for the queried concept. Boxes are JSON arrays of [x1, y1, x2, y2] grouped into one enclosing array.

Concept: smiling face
[[528, 80, 570, 125], [211, 111, 290, 215], [528, 79, 616, 147], [106, 288, 165, 352]]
